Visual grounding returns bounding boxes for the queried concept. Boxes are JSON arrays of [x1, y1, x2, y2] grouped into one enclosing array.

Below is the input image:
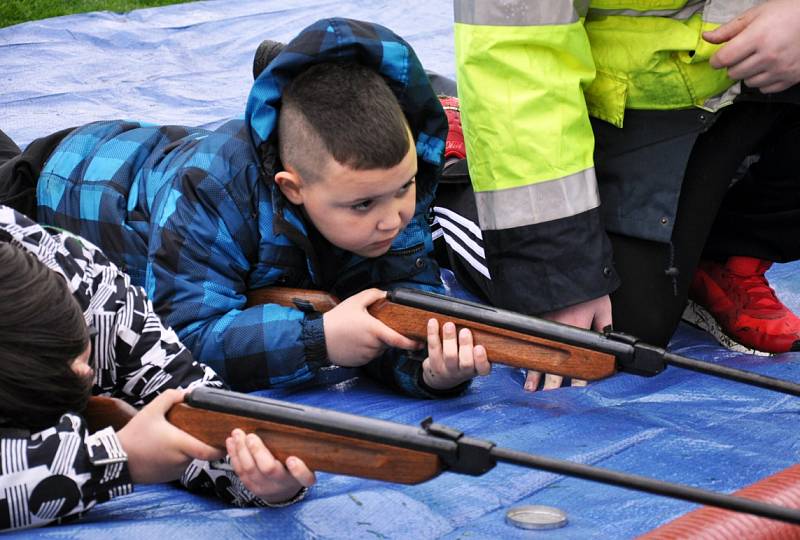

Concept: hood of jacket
[[244, 17, 448, 207]]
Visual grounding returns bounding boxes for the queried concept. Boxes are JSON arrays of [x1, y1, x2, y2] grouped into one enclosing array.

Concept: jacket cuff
[[301, 315, 330, 369], [482, 207, 619, 314], [394, 351, 472, 399], [253, 486, 309, 508], [416, 368, 472, 398], [87, 427, 129, 466], [85, 427, 134, 501]]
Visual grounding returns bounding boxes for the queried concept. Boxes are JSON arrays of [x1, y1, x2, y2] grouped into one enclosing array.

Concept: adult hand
[[704, 0, 800, 93], [421, 319, 491, 390], [323, 288, 421, 367], [523, 294, 612, 392], [226, 429, 316, 503], [117, 389, 225, 483]]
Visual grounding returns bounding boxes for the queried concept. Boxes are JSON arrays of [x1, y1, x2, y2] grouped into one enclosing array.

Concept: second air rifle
[[246, 287, 800, 397], [85, 387, 800, 525]]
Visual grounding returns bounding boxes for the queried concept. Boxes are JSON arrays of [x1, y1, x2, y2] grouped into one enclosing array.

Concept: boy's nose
[[378, 208, 403, 231]]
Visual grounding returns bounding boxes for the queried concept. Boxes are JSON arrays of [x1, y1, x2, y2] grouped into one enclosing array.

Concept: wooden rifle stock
[[245, 287, 616, 381], [165, 403, 443, 483], [246, 287, 340, 314], [84, 394, 444, 484], [83, 395, 139, 432]]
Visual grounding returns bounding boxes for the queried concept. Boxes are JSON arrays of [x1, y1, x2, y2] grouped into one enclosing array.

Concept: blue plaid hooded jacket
[[36, 18, 450, 395]]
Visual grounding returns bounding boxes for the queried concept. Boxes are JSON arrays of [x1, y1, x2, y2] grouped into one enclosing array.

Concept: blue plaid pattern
[[37, 18, 450, 396]]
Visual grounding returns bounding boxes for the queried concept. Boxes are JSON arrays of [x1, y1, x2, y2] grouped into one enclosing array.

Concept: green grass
[[0, 0, 197, 29]]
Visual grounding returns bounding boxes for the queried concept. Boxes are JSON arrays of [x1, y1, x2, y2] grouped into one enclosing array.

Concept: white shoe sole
[[681, 300, 772, 356]]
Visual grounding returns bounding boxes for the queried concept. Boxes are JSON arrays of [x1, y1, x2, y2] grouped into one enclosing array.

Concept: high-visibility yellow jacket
[[454, 0, 760, 313]]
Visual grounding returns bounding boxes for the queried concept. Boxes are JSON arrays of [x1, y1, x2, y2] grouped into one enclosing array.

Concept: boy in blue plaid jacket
[[0, 18, 490, 396]]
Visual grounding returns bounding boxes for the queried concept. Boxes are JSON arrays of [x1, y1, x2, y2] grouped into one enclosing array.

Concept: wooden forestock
[[84, 396, 444, 485], [245, 287, 617, 381], [165, 403, 443, 484], [368, 299, 615, 380]]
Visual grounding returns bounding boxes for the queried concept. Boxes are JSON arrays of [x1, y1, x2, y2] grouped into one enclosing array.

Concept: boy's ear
[[274, 169, 304, 205]]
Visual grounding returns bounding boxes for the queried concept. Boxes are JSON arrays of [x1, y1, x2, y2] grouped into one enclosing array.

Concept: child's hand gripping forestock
[[101, 391, 316, 503], [421, 319, 491, 390], [323, 288, 490, 390], [225, 428, 316, 504]]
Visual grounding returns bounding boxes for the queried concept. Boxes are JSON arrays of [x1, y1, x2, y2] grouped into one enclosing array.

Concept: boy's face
[[276, 142, 418, 258]]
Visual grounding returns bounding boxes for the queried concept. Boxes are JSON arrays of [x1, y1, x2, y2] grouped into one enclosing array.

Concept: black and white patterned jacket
[[0, 206, 302, 531]]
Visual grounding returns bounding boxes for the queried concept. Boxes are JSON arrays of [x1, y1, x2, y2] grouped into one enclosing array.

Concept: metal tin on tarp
[[505, 505, 568, 530]]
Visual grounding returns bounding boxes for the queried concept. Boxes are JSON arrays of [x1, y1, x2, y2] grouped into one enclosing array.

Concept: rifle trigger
[[291, 297, 318, 314]]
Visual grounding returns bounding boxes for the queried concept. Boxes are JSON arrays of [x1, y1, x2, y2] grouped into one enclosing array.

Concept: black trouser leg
[[0, 127, 73, 217], [610, 102, 789, 346], [702, 104, 800, 263], [0, 130, 21, 165], [0, 129, 27, 213]]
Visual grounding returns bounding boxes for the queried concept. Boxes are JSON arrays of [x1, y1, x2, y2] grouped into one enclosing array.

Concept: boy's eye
[[351, 199, 373, 212], [397, 179, 416, 195]]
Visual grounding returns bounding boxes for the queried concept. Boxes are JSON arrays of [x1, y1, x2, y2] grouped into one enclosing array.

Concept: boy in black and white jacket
[[0, 205, 315, 531]]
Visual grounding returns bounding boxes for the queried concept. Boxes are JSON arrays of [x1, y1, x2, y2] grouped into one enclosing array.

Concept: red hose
[[639, 464, 800, 539]]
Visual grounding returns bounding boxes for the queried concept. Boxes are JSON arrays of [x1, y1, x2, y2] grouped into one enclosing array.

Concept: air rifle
[[246, 287, 800, 397], [85, 387, 800, 525]]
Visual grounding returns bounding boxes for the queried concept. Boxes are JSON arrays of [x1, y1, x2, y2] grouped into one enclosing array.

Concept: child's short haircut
[[0, 243, 92, 431], [278, 62, 411, 182]]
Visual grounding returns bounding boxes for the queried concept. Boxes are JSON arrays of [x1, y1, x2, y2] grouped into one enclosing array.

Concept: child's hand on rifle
[[323, 288, 422, 366], [226, 428, 316, 504], [117, 389, 225, 484], [421, 319, 491, 390]]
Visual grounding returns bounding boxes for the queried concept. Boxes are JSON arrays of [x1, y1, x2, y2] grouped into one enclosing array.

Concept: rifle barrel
[[490, 446, 800, 526], [664, 352, 800, 397]]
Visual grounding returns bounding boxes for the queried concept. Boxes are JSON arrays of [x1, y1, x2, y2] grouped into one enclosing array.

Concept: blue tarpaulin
[[1, 2, 799, 538]]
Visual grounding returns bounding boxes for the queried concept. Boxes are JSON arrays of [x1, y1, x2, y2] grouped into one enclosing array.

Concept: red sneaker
[[686, 257, 800, 354]]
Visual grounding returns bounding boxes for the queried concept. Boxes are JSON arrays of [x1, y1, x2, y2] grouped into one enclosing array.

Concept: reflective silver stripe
[[588, 0, 704, 20], [704, 0, 764, 24], [454, 0, 582, 26], [474, 168, 599, 230], [702, 81, 741, 111]]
